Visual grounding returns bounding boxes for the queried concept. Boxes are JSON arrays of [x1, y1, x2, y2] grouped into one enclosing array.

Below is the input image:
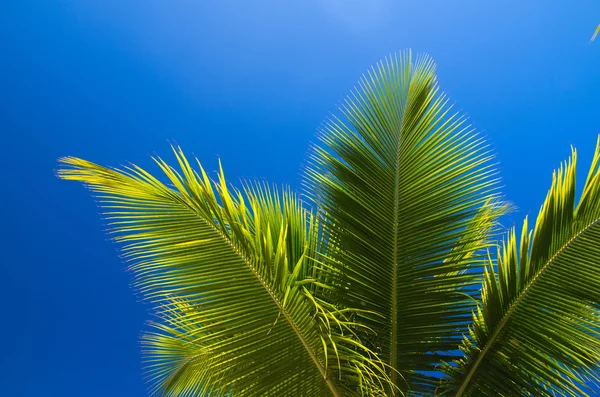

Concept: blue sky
[[2, 1, 599, 396]]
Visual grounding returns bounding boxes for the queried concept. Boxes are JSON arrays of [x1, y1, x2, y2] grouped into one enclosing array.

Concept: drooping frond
[[442, 137, 600, 396], [303, 50, 503, 394], [58, 149, 389, 396]]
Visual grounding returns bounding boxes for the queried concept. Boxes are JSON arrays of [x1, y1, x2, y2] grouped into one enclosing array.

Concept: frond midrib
[[390, 123, 402, 390], [454, 217, 600, 397]]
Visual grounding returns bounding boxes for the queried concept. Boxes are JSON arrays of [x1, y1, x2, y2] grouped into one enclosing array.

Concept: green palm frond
[[58, 149, 389, 396], [304, 50, 504, 394], [442, 138, 600, 396], [441, 199, 510, 279]]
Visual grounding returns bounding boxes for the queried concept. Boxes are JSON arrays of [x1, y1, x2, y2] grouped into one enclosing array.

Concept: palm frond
[[441, 199, 510, 278], [442, 138, 600, 396], [303, 49, 503, 394], [58, 149, 389, 396]]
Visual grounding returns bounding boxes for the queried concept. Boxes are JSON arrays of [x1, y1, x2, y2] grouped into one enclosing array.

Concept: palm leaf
[[442, 138, 600, 396], [58, 149, 388, 396], [303, 50, 503, 394]]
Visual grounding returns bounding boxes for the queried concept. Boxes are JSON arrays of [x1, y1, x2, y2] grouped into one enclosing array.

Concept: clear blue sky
[[2, 1, 599, 396]]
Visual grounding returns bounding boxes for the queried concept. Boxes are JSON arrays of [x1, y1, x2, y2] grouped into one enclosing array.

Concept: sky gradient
[[2, 1, 600, 396]]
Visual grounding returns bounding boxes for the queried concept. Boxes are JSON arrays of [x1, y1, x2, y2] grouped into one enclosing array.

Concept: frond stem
[[390, 126, 402, 393]]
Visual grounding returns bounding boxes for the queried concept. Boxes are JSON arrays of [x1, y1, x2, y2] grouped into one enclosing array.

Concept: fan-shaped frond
[[58, 149, 389, 396], [442, 138, 600, 396], [303, 50, 503, 394]]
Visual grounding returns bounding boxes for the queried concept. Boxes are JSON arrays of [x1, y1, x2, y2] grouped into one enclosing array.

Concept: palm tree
[[58, 50, 600, 396]]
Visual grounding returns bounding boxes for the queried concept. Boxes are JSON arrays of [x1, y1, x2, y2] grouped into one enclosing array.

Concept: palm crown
[[59, 50, 600, 396]]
